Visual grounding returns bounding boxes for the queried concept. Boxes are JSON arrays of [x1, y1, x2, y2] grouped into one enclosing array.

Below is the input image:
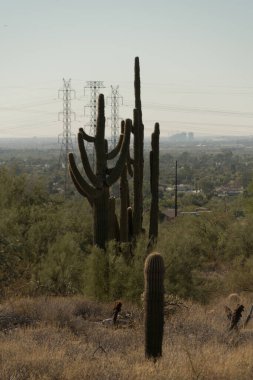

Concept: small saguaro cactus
[[68, 94, 131, 249], [144, 252, 165, 359], [149, 123, 160, 244]]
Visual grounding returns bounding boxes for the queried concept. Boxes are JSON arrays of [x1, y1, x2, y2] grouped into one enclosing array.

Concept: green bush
[[84, 246, 110, 300], [157, 214, 230, 302], [225, 256, 253, 292], [35, 233, 85, 295], [219, 217, 253, 261]]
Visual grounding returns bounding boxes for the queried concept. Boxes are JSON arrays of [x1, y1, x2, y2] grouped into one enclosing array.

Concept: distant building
[[160, 207, 212, 221], [159, 208, 176, 222], [169, 132, 194, 143], [188, 132, 194, 141], [165, 183, 201, 194], [214, 186, 243, 197]]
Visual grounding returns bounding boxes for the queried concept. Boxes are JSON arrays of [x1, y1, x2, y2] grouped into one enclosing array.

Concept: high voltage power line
[[2, 81, 253, 137], [123, 102, 253, 118]]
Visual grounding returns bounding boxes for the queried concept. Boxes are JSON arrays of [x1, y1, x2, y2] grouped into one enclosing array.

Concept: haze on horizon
[[1, 0, 253, 138]]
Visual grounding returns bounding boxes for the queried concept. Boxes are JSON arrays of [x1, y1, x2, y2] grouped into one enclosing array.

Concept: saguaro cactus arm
[[69, 153, 101, 200], [106, 119, 131, 186], [70, 169, 93, 207], [107, 120, 125, 160], [77, 132, 102, 188], [107, 134, 123, 160], [127, 150, 134, 177], [69, 169, 87, 198], [79, 128, 95, 143]]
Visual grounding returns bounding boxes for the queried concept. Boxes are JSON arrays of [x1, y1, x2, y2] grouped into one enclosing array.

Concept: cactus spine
[[144, 252, 164, 359], [149, 123, 160, 243], [69, 94, 131, 249]]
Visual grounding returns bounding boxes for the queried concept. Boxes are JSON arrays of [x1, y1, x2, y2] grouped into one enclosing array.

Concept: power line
[[123, 102, 253, 118]]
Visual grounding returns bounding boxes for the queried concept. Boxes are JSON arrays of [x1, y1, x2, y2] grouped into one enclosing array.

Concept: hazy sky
[[1, 0, 253, 138]]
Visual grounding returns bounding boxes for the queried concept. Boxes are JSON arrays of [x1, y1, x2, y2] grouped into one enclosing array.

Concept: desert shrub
[[110, 238, 147, 301], [0, 167, 93, 295], [157, 214, 229, 303], [108, 244, 131, 300], [83, 239, 147, 302], [225, 256, 253, 292], [0, 235, 23, 297], [35, 233, 85, 295], [84, 246, 110, 300], [219, 217, 253, 261], [124, 239, 147, 301]]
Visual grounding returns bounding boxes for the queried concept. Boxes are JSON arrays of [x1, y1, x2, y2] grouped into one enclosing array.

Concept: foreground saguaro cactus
[[144, 252, 164, 359], [149, 123, 160, 244], [69, 94, 131, 249]]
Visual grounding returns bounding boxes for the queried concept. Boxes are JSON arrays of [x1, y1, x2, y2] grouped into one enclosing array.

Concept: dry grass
[[0, 295, 253, 380]]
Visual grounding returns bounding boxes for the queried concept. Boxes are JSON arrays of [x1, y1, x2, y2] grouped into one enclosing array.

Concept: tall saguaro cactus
[[132, 57, 144, 236], [69, 94, 131, 249], [149, 123, 160, 243], [144, 252, 164, 359]]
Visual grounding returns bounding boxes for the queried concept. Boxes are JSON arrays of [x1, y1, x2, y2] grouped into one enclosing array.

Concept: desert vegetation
[[0, 295, 253, 380], [1, 58, 253, 379]]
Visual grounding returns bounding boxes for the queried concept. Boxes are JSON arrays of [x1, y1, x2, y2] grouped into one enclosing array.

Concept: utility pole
[[58, 78, 76, 196], [84, 81, 105, 168], [175, 160, 178, 217], [107, 85, 123, 149]]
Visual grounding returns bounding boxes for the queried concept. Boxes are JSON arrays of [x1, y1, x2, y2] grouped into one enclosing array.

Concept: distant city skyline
[[1, 0, 253, 137]]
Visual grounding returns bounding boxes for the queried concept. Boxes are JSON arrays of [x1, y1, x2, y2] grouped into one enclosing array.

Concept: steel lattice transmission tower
[[58, 78, 76, 196], [107, 85, 123, 149], [84, 81, 105, 167]]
